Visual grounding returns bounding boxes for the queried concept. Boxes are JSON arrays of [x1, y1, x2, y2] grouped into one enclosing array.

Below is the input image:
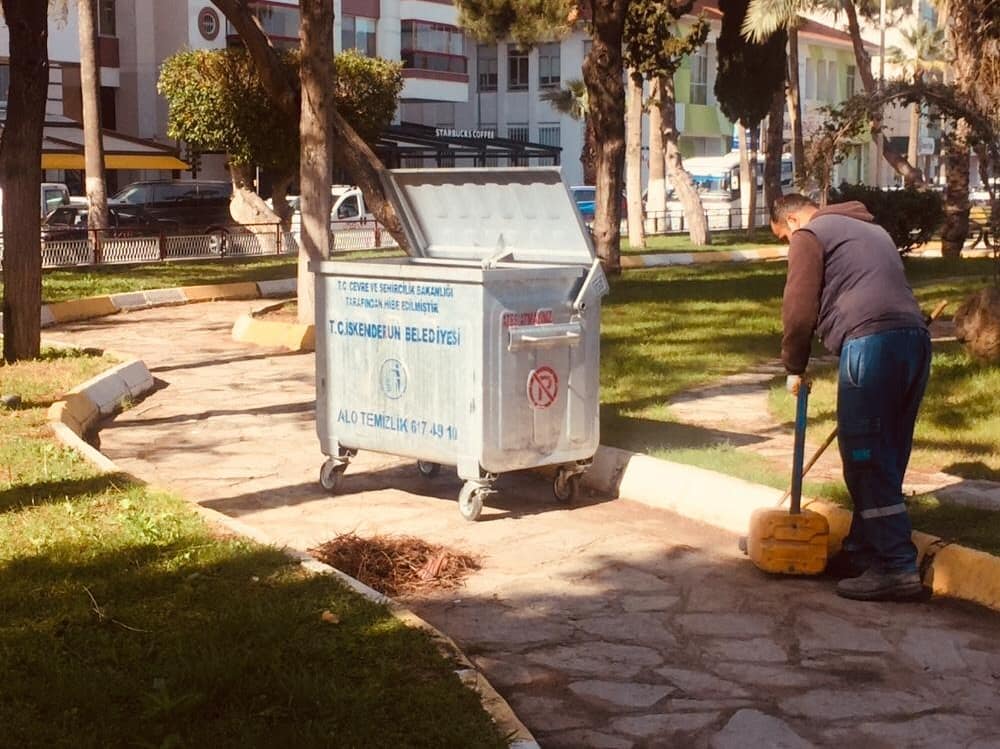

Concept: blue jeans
[[837, 327, 931, 574]]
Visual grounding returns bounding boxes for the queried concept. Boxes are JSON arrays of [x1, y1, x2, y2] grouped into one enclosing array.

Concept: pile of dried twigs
[[310, 532, 480, 597]]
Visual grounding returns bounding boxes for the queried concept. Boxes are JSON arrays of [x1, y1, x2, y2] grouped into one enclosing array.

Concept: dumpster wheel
[[458, 482, 488, 522], [553, 469, 580, 504], [319, 458, 348, 492], [417, 461, 441, 478]]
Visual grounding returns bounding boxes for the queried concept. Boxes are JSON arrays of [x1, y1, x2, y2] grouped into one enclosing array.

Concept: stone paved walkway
[[51, 302, 1000, 748], [668, 346, 1000, 513]]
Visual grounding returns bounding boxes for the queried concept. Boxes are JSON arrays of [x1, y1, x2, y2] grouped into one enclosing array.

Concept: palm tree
[[625, 71, 646, 248], [744, 0, 924, 186], [888, 20, 946, 170], [540, 79, 596, 185], [78, 0, 109, 236]]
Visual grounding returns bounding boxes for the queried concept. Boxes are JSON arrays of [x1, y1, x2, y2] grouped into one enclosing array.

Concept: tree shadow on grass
[[0, 473, 136, 514], [0, 537, 506, 748]]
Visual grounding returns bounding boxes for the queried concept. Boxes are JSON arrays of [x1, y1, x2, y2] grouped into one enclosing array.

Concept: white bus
[[661, 152, 794, 231]]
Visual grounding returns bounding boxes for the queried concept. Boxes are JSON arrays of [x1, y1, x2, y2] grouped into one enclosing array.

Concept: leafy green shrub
[[829, 182, 944, 254]]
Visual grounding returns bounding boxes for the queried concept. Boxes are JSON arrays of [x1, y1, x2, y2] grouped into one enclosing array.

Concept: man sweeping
[[770, 194, 931, 601]]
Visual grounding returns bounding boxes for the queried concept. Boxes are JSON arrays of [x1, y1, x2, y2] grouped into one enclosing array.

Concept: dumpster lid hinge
[[481, 235, 514, 269]]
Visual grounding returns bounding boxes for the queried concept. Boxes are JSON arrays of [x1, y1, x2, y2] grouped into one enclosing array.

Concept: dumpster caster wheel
[[417, 461, 441, 478], [553, 470, 580, 504], [319, 459, 347, 493], [458, 483, 486, 522]]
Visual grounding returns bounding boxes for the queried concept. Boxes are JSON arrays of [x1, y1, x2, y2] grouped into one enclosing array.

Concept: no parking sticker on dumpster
[[527, 366, 559, 410]]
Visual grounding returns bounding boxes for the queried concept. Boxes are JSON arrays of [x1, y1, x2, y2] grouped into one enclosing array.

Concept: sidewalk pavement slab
[[50, 301, 1000, 748]]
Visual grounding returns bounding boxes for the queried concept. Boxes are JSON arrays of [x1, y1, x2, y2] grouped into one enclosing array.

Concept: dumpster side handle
[[508, 322, 583, 351], [573, 260, 610, 313]]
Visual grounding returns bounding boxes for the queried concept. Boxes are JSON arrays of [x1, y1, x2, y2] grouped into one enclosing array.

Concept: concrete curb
[[42, 346, 537, 748], [38, 278, 298, 328], [622, 246, 788, 269], [583, 445, 1000, 613], [231, 300, 316, 352]]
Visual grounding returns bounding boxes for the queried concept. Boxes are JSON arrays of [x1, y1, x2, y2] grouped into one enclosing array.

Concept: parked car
[[109, 180, 233, 239], [42, 205, 163, 241], [0, 182, 70, 235], [570, 185, 628, 222]]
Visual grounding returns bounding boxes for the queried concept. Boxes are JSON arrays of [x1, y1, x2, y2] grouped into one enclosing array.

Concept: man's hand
[[786, 374, 811, 396]]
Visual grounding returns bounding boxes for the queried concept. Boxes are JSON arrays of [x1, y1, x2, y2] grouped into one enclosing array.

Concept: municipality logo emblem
[[379, 358, 407, 399]]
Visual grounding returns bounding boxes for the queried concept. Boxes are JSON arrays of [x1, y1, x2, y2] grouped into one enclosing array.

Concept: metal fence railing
[[635, 207, 772, 236], [0, 221, 399, 272]]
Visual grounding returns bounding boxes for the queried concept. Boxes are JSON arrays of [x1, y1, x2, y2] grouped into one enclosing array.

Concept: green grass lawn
[[0, 352, 505, 748], [623, 228, 783, 255], [601, 257, 1000, 552], [0, 250, 404, 305]]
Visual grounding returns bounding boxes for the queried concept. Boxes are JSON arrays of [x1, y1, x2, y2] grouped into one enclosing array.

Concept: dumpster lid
[[383, 167, 595, 265]]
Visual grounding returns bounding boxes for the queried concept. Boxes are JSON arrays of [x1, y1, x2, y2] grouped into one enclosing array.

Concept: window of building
[[538, 124, 560, 148], [816, 59, 828, 102], [0, 64, 9, 107], [228, 3, 300, 46], [342, 15, 377, 56], [828, 61, 839, 100], [508, 49, 529, 91], [478, 45, 498, 91], [508, 124, 529, 166], [805, 58, 817, 100], [690, 48, 708, 105], [401, 20, 467, 75], [538, 43, 560, 88], [846, 65, 856, 98], [98, 0, 116, 36]]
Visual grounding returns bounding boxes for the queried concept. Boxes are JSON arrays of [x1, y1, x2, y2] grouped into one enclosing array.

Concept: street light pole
[[874, 0, 887, 187]]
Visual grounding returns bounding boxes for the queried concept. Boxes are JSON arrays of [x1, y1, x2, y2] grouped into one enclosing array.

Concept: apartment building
[[2, 0, 903, 193]]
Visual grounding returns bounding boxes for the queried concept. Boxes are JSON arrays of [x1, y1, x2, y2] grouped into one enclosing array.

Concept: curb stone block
[[145, 288, 188, 306], [48, 296, 118, 323], [79, 371, 132, 416], [257, 278, 297, 297], [116, 359, 156, 398], [40, 306, 56, 327], [60, 391, 99, 433], [231, 314, 315, 352], [181, 282, 259, 302], [110, 291, 152, 311]]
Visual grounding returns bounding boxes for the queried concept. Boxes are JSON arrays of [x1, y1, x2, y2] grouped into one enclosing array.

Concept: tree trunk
[[270, 172, 295, 228], [582, 116, 598, 185], [840, 0, 924, 187], [907, 103, 920, 174], [78, 0, 108, 232], [210, 0, 406, 248], [625, 72, 645, 249], [646, 77, 666, 233], [787, 24, 806, 189], [661, 74, 709, 246], [1, 0, 49, 363], [298, 0, 333, 325], [582, 0, 628, 274], [764, 82, 785, 213], [941, 118, 971, 259], [737, 124, 757, 232]]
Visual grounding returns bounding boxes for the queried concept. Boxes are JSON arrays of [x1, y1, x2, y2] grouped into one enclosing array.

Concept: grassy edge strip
[[39, 278, 297, 328], [42, 345, 538, 749], [586, 445, 1000, 614]]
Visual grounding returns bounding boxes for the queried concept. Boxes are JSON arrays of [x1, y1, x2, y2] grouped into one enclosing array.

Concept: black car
[[42, 205, 164, 241], [109, 180, 234, 237]]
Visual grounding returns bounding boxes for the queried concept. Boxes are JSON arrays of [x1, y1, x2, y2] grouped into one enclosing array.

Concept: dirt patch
[[310, 533, 481, 597]]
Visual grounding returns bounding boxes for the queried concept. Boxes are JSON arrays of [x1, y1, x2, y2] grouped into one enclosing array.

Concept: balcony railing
[[401, 50, 468, 76]]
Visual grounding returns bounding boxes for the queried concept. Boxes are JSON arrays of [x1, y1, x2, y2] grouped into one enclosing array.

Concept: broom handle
[[789, 384, 809, 515], [776, 299, 949, 509]]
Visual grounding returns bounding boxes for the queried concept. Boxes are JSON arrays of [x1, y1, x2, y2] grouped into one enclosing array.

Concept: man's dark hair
[[771, 194, 818, 224]]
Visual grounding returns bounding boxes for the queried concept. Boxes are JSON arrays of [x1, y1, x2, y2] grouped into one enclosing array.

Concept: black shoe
[[836, 569, 923, 601], [824, 550, 871, 580]]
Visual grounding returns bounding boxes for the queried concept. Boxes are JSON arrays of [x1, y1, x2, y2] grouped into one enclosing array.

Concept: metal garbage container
[[311, 168, 609, 521]]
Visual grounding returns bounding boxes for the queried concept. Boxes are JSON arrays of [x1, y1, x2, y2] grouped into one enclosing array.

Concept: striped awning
[[29, 116, 190, 171]]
